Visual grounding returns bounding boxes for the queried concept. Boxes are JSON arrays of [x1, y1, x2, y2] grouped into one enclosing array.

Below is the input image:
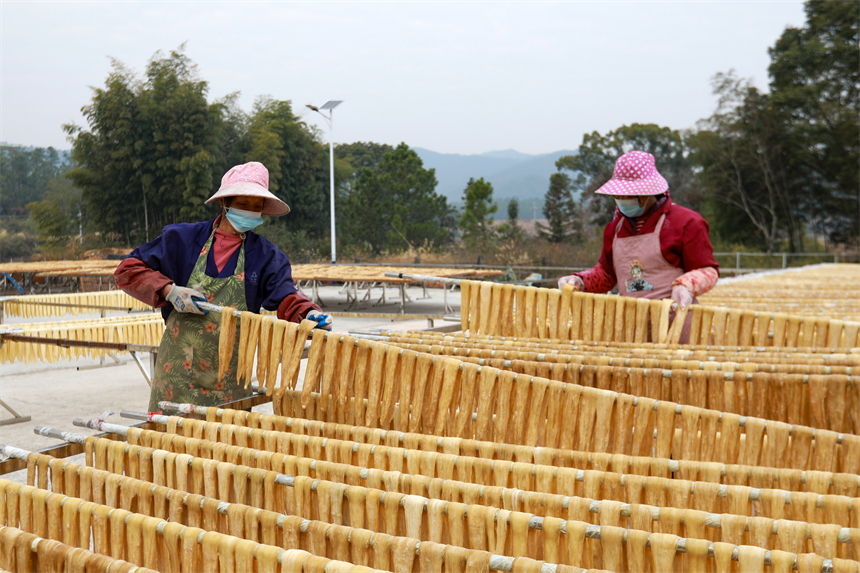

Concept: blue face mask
[[615, 198, 646, 218], [226, 207, 264, 232]]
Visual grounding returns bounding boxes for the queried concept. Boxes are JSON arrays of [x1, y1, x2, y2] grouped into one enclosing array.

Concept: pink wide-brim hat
[[595, 151, 669, 196], [206, 162, 290, 216]]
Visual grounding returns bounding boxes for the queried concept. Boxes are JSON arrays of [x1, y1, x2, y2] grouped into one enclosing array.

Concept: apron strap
[[653, 212, 667, 235], [613, 212, 667, 244], [614, 217, 624, 239]]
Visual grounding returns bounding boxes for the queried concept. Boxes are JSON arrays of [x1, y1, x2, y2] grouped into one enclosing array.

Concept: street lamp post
[[307, 101, 343, 264]]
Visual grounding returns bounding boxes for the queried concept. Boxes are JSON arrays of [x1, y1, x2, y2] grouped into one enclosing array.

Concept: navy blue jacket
[[129, 219, 297, 321]]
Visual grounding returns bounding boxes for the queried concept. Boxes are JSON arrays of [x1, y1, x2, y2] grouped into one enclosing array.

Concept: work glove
[[306, 310, 333, 330], [558, 275, 584, 291], [165, 285, 208, 315], [671, 284, 693, 312]]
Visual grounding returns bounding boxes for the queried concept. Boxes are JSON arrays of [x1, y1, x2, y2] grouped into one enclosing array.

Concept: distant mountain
[[477, 149, 535, 161], [412, 147, 578, 219]]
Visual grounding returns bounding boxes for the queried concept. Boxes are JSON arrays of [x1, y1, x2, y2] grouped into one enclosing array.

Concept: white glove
[[165, 285, 207, 315], [558, 275, 584, 291], [671, 284, 693, 311], [306, 310, 333, 330]]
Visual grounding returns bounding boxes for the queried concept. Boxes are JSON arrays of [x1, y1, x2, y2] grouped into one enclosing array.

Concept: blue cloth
[[129, 218, 297, 321], [2, 273, 25, 295]]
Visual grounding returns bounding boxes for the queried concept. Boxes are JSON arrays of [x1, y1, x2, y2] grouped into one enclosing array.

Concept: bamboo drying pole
[[196, 301, 241, 316], [0, 333, 155, 353], [0, 300, 142, 312], [383, 272, 464, 285]]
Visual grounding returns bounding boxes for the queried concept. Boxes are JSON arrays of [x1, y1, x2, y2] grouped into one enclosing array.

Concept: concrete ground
[[0, 283, 462, 482]]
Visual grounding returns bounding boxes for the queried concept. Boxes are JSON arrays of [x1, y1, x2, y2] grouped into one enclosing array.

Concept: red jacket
[[575, 197, 719, 293]]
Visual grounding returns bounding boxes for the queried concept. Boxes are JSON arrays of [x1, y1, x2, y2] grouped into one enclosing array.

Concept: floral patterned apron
[[613, 213, 697, 343], [148, 230, 250, 412]]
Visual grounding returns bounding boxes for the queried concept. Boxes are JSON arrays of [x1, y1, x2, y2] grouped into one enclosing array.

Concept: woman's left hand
[[306, 310, 333, 330], [558, 275, 584, 291], [671, 285, 693, 311]]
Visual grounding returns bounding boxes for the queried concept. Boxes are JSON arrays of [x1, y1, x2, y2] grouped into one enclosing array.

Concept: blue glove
[[306, 310, 332, 330], [165, 285, 208, 315]]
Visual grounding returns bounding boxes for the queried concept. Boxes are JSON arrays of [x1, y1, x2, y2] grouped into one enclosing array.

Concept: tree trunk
[[143, 187, 150, 243]]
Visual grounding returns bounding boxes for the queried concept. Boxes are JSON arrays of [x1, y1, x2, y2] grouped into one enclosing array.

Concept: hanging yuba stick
[[117, 409, 858, 529], [0, 443, 373, 570], [5, 426, 846, 572], [12, 427, 545, 573], [153, 401, 857, 490]]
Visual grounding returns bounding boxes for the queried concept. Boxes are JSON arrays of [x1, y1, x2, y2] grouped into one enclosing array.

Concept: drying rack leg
[[130, 351, 153, 387], [0, 397, 31, 426]]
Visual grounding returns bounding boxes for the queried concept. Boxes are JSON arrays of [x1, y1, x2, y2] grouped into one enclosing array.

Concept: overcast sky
[[2, 1, 805, 155]]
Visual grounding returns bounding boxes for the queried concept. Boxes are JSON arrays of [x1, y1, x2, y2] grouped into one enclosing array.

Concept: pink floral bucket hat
[[206, 162, 290, 216], [595, 151, 669, 196]]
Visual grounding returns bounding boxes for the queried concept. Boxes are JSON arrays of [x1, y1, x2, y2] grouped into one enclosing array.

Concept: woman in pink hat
[[557, 151, 719, 343], [114, 162, 331, 412]]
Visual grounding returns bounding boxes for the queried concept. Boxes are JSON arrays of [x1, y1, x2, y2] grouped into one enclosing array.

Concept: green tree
[[26, 176, 84, 256], [335, 142, 395, 185], [65, 48, 227, 245], [687, 1, 859, 250], [689, 72, 799, 253], [507, 198, 519, 222], [333, 142, 394, 248], [536, 173, 579, 243], [216, 92, 249, 173], [556, 124, 700, 229], [496, 198, 525, 243], [64, 62, 142, 245], [0, 146, 69, 216], [344, 143, 455, 253], [0, 217, 38, 261], [0, 146, 78, 259], [137, 49, 223, 229], [245, 97, 329, 235], [64, 47, 339, 252], [459, 178, 498, 251], [768, 0, 859, 246]]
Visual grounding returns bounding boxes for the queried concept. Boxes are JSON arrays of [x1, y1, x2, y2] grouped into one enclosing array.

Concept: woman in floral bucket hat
[[557, 151, 719, 343], [114, 162, 331, 412]]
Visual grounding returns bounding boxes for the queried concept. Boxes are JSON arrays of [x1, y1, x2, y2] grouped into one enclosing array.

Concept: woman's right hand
[[558, 275, 584, 291], [164, 284, 208, 314]]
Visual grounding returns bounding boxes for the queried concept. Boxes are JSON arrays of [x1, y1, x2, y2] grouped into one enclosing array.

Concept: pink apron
[[613, 213, 696, 343]]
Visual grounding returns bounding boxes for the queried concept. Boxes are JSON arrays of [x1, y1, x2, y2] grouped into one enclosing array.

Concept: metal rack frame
[[0, 391, 271, 475], [0, 334, 159, 425]]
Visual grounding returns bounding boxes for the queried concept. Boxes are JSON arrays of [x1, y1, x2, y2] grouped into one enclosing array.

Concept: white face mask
[[225, 207, 264, 232], [227, 207, 262, 219], [615, 198, 647, 218]]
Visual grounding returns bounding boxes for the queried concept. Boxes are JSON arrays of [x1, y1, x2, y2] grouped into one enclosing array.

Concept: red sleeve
[[114, 257, 172, 308], [573, 262, 616, 293], [677, 212, 720, 275], [277, 291, 322, 323], [595, 218, 620, 285]]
